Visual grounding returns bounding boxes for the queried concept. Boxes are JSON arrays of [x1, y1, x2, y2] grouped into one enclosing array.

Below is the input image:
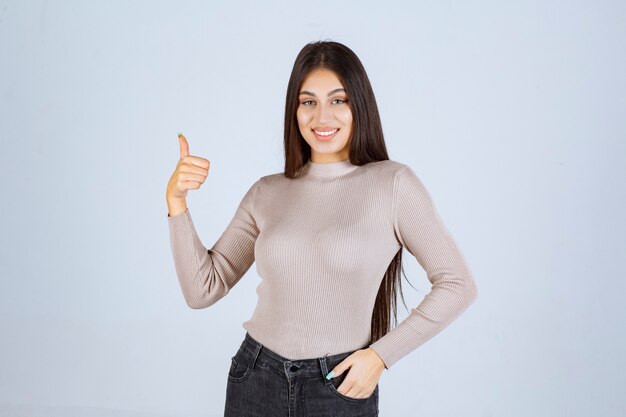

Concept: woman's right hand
[[166, 133, 210, 214]]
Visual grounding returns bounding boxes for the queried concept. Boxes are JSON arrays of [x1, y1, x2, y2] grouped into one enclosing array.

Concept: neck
[[304, 158, 359, 177]]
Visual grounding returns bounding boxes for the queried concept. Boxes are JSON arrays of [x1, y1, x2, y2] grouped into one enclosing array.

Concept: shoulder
[[361, 159, 409, 175], [247, 172, 292, 195], [360, 159, 416, 185], [258, 172, 289, 187], [365, 160, 430, 201], [260, 172, 286, 182]]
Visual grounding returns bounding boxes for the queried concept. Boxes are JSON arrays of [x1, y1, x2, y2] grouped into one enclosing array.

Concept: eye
[[301, 100, 315, 106], [333, 98, 348, 104]]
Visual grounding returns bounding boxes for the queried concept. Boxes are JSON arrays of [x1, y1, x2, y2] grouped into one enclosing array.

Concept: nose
[[316, 102, 334, 124]]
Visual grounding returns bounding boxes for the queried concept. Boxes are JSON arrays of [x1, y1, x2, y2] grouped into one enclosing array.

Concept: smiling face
[[297, 68, 353, 163]]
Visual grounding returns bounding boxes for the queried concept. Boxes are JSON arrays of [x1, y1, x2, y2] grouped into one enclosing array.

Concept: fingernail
[[178, 132, 183, 137], [325, 370, 334, 380]]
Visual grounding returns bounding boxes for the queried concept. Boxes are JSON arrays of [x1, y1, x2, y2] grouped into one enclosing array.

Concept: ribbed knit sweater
[[167, 158, 477, 369]]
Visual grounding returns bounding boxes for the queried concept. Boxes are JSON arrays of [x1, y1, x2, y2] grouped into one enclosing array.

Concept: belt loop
[[250, 340, 262, 370], [319, 353, 332, 385]]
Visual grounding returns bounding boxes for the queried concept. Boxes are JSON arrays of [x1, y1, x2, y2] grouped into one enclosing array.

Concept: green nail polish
[[178, 132, 183, 137], [325, 370, 334, 380]]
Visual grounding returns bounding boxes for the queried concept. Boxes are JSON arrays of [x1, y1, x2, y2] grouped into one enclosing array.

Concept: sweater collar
[[304, 158, 359, 177]]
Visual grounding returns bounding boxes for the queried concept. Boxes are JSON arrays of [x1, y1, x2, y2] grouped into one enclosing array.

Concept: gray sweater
[[167, 158, 478, 369]]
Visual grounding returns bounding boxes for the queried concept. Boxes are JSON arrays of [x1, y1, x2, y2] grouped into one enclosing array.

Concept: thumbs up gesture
[[166, 133, 211, 216]]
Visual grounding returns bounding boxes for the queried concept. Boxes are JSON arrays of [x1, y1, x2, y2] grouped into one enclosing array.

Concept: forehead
[[300, 68, 344, 91]]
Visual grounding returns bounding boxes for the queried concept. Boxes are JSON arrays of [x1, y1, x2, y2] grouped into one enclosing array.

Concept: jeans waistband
[[239, 332, 367, 380]]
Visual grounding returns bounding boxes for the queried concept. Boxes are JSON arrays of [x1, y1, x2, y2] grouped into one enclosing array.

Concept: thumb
[[178, 132, 189, 158]]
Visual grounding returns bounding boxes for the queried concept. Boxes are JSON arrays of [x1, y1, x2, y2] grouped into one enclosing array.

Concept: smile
[[313, 128, 339, 140]]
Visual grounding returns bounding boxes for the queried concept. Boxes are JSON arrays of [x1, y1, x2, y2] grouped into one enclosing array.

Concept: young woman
[[166, 40, 478, 417]]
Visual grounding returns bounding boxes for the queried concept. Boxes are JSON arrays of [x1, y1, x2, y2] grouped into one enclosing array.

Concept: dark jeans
[[224, 332, 379, 417]]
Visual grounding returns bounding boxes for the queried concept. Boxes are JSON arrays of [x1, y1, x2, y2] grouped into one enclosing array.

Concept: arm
[[167, 178, 262, 309], [368, 166, 478, 369]]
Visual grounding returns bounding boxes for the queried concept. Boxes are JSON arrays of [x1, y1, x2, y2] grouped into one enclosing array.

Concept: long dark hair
[[282, 40, 415, 349]]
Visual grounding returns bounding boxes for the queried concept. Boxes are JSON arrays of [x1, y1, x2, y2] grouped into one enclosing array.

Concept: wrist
[[367, 347, 387, 371], [167, 198, 188, 217]]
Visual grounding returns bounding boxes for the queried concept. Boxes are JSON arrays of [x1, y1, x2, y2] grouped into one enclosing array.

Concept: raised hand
[[166, 133, 211, 216]]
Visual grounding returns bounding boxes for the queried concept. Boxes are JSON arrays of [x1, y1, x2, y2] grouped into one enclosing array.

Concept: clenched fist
[[166, 133, 210, 216]]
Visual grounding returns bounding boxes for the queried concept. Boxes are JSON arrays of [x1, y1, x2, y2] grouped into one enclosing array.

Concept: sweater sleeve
[[368, 166, 478, 369], [167, 178, 262, 309]]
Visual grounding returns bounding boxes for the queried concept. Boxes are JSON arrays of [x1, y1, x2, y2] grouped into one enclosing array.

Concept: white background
[[1, 0, 624, 416]]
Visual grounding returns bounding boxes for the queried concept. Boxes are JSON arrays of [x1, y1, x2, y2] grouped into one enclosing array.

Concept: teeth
[[315, 129, 338, 136]]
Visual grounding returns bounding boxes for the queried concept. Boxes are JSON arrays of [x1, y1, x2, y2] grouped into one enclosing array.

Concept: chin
[[306, 137, 349, 151], [310, 144, 347, 154]]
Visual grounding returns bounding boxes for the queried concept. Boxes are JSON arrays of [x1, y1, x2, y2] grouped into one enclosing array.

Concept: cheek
[[296, 110, 309, 128], [296, 111, 314, 139], [338, 107, 353, 125]]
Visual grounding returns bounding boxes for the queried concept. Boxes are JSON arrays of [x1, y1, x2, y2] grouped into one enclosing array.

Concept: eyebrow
[[299, 88, 346, 97]]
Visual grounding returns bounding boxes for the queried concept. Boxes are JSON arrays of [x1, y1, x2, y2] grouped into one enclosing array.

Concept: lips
[[313, 128, 339, 141]]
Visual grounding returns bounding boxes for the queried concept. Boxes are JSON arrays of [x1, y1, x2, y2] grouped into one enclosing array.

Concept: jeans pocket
[[227, 351, 253, 383], [327, 372, 378, 403]]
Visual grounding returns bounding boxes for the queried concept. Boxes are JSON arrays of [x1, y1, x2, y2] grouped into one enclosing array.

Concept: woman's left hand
[[326, 347, 386, 399]]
